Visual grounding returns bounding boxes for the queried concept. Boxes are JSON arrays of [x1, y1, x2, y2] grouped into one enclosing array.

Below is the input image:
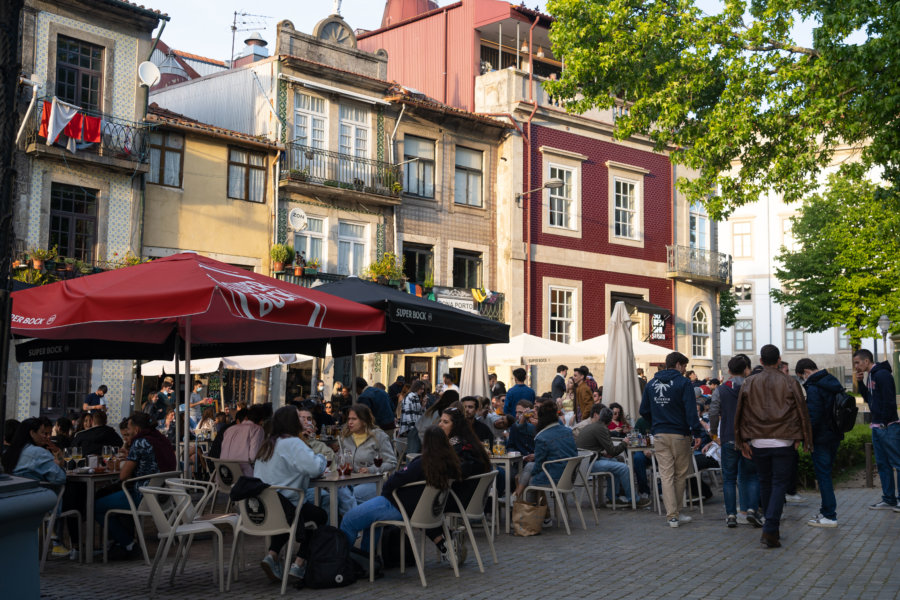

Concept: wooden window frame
[[148, 131, 185, 188], [227, 146, 268, 203], [55, 35, 103, 112]]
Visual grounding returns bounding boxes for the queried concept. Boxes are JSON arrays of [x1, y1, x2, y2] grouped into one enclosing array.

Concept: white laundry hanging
[[45, 97, 80, 152]]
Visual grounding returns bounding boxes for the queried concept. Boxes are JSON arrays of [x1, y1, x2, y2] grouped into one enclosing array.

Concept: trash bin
[[0, 475, 58, 599]]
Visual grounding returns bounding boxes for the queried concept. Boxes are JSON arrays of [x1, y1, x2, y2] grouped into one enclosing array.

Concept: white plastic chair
[[227, 485, 303, 596], [102, 470, 181, 564], [573, 449, 603, 522], [445, 470, 499, 572], [206, 458, 245, 513], [368, 482, 458, 588], [683, 454, 705, 514], [40, 484, 82, 572], [523, 455, 586, 535], [141, 485, 226, 593]]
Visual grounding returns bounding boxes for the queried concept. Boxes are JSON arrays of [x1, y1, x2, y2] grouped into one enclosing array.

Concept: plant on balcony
[[363, 252, 405, 286], [270, 243, 293, 272], [422, 273, 434, 294], [288, 168, 309, 181], [324, 180, 339, 188], [353, 178, 365, 191], [75, 259, 92, 275], [120, 252, 144, 267], [64, 257, 76, 272], [391, 181, 403, 195], [29, 245, 57, 270], [304, 257, 320, 276], [13, 267, 57, 286]]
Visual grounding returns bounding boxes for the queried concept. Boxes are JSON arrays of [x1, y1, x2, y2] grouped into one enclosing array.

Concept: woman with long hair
[[336, 404, 397, 515], [340, 426, 461, 556], [195, 407, 216, 438], [559, 377, 577, 426], [1, 418, 66, 485], [331, 381, 345, 410], [513, 399, 577, 499], [51, 416, 74, 449], [398, 380, 427, 453], [253, 405, 328, 582], [415, 389, 459, 447], [608, 403, 631, 438]]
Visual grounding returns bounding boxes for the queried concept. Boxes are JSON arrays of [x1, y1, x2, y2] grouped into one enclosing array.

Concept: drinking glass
[[373, 449, 383, 469], [70, 447, 83, 468], [63, 448, 74, 470]]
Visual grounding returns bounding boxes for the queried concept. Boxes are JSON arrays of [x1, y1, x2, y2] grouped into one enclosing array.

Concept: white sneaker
[[870, 501, 898, 510], [735, 512, 749, 525], [667, 517, 679, 528], [678, 514, 692, 524], [785, 494, 804, 503], [807, 515, 837, 528], [617, 495, 630, 504]]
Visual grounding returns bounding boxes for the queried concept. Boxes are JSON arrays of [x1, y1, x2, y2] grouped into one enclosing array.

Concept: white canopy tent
[[568, 334, 671, 364], [141, 353, 313, 376], [448, 333, 575, 367]]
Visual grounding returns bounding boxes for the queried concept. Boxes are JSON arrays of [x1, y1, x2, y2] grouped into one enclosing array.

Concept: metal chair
[[206, 458, 245, 513], [684, 454, 705, 514], [445, 470, 499, 572], [574, 449, 605, 521], [40, 484, 82, 572], [523, 455, 586, 535], [102, 470, 181, 564]]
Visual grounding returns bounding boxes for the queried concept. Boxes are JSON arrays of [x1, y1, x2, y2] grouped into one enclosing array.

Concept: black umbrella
[[315, 277, 509, 355]]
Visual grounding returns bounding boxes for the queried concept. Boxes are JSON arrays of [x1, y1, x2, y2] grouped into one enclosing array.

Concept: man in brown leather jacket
[[735, 344, 813, 548], [574, 366, 593, 422]]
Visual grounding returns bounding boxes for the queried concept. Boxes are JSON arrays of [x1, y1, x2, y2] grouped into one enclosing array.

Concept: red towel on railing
[[38, 101, 51, 138], [82, 115, 101, 143], [63, 113, 83, 140]]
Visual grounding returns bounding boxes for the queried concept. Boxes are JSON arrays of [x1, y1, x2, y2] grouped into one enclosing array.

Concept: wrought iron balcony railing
[[24, 97, 150, 164], [280, 142, 402, 200], [666, 245, 732, 287]]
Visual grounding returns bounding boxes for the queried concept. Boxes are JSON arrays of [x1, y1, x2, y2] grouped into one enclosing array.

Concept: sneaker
[[51, 543, 71, 558], [893, 505, 900, 513], [736, 512, 750, 525], [542, 517, 553, 527], [617, 495, 630, 504], [785, 494, 804, 503], [726, 514, 737, 528], [869, 501, 898, 510], [745, 509, 764, 528], [288, 562, 306, 580], [260, 555, 283, 582], [635, 497, 651, 509], [639, 492, 650, 501], [807, 515, 837, 528], [668, 517, 680, 528], [678, 514, 692, 524]]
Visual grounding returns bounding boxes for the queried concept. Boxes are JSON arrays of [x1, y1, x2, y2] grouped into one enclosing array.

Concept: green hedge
[[797, 424, 870, 488]]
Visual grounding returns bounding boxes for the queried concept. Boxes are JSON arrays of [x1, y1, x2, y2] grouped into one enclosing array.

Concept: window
[[452, 250, 482, 288], [548, 166, 574, 229], [49, 182, 97, 263], [837, 326, 851, 351], [549, 286, 575, 343], [148, 132, 184, 187], [733, 222, 752, 258], [403, 136, 435, 198], [339, 104, 369, 183], [734, 282, 752, 302], [293, 216, 325, 266], [734, 319, 754, 352], [782, 217, 798, 252], [403, 244, 433, 284], [294, 93, 327, 148], [41, 360, 92, 416], [227, 148, 266, 202], [692, 305, 710, 357], [785, 326, 805, 351], [614, 178, 639, 239], [689, 201, 709, 250], [454, 147, 483, 207], [337, 221, 366, 276], [56, 36, 102, 111]]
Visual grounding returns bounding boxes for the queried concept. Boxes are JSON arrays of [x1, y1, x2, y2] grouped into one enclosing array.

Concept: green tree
[[718, 287, 738, 331], [771, 166, 900, 347], [544, 0, 900, 219]]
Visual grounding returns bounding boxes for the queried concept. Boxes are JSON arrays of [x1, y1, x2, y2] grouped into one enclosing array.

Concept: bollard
[[865, 442, 874, 488]]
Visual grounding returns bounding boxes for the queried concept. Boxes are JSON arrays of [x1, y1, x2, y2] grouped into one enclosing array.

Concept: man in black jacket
[[72, 410, 123, 456], [551, 365, 568, 401]]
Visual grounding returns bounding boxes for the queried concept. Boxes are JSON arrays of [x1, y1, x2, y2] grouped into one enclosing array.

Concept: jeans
[[752, 445, 794, 534], [632, 451, 651, 495], [95, 490, 133, 547], [591, 459, 633, 502], [811, 439, 839, 520], [337, 482, 379, 516], [654, 433, 692, 519], [340, 495, 402, 551], [721, 442, 760, 515], [872, 425, 900, 505]]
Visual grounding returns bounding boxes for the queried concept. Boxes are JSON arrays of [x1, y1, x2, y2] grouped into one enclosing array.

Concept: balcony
[[279, 143, 402, 207], [666, 245, 732, 288], [23, 97, 150, 173]]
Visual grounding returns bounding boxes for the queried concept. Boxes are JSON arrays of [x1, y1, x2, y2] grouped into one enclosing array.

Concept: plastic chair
[[206, 458, 245, 513], [368, 482, 458, 588], [102, 470, 181, 564], [392, 437, 408, 465], [140, 486, 226, 594], [227, 485, 304, 596], [523, 455, 586, 535], [445, 470, 499, 572], [573, 449, 604, 522], [40, 484, 82, 572], [683, 454, 705, 514]]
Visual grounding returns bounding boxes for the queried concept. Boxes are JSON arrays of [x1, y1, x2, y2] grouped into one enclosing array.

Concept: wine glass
[[63, 447, 74, 470], [373, 449, 383, 470], [70, 446, 83, 468]]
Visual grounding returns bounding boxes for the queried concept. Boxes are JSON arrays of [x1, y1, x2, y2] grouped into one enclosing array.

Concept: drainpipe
[[143, 20, 166, 118], [15, 77, 42, 146], [443, 8, 449, 104], [672, 161, 677, 352], [389, 104, 407, 256], [522, 15, 540, 334]]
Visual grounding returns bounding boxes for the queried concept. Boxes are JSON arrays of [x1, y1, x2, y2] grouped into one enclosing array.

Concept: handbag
[[512, 492, 548, 536]]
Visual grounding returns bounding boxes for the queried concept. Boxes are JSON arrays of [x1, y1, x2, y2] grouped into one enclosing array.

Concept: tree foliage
[[771, 165, 900, 346], [544, 0, 900, 220], [718, 287, 738, 331]]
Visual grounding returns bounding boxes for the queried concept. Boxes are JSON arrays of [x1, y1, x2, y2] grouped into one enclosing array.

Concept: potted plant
[[363, 252, 405, 287], [29, 245, 57, 270], [422, 273, 434, 294], [391, 181, 403, 195], [64, 257, 76, 272], [270, 243, 293, 272], [76, 259, 91, 275], [304, 257, 320, 276], [289, 168, 309, 182], [293, 250, 307, 276]]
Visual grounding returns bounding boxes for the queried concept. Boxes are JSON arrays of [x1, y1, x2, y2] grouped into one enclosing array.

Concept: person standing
[[387, 375, 405, 412], [639, 352, 702, 528], [83, 385, 108, 412], [551, 365, 568, 401], [796, 358, 843, 527], [504, 368, 536, 418], [573, 366, 593, 423], [355, 377, 396, 433], [735, 345, 813, 548], [852, 348, 900, 510]]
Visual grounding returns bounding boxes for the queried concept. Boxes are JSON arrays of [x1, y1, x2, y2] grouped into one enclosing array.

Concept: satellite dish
[[288, 208, 308, 232], [138, 61, 161, 87]]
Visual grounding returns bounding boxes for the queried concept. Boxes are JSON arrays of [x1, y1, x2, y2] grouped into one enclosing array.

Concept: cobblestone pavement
[[40, 486, 900, 600]]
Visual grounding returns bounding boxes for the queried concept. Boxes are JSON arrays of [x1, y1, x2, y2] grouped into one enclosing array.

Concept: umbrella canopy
[[601, 302, 643, 421], [458, 344, 490, 398], [140, 353, 312, 376], [568, 334, 671, 363], [449, 333, 573, 367], [314, 277, 509, 355], [10, 252, 385, 361]]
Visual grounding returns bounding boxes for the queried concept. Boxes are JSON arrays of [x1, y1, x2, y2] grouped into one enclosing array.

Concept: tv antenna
[[230, 11, 272, 66]]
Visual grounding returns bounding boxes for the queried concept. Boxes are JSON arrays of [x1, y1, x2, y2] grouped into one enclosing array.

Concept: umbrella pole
[[174, 342, 181, 473], [350, 336, 357, 403], [184, 316, 192, 478]]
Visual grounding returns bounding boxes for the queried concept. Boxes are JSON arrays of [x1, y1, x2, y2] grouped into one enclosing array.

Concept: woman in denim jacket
[[513, 400, 577, 498]]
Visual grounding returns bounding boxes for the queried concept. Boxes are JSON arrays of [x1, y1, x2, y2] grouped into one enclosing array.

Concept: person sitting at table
[[220, 404, 265, 477], [339, 426, 461, 561], [337, 404, 398, 515], [51, 416, 74, 450], [74, 412, 93, 435], [461, 396, 494, 446], [578, 405, 651, 508], [513, 400, 577, 502], [253, 405, 328, 582], [195, 407, 216, 438], [95, 412, 176, 560], [607, 403, 631, 438], [118, 418, 133, 455], [311, 398, 335, 432], [507, 400, 537, 456], [415, 390, 459, 448], [71, 410, 123, 457]]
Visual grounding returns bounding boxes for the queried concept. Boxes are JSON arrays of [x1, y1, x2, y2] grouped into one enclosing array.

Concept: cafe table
[[66, 469, 121, 563], [310, 471, 385, 527], [489, 453, 523, 534], [621, 443, 660, 512]]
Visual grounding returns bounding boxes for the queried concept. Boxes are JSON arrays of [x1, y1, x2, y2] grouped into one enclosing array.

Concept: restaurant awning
[[610, 293, 670, 317]]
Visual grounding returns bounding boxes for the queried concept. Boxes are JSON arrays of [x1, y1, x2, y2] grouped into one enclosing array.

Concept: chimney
[[381, 0, 439, 28]]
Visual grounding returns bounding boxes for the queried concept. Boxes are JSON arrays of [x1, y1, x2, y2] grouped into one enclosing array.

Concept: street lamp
[[516, 178, 564, 207], [878, 314, 891, 364]]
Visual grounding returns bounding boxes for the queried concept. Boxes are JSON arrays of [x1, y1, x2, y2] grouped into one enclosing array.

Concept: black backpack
[[831, 391, 859, 434], [302, 525, 357, 589]]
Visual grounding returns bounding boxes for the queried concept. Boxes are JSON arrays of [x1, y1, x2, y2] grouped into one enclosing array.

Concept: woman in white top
[[253, 406, 328, 582]]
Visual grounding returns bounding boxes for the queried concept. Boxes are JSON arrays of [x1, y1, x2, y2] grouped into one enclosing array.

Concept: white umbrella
[[458, 344, 490, 398], [570, 334, 671, 363], [449, 333, 574, 367], [601, 302, 643, 422], [142, 353, 312, 375], [140, 357, 222, 376]]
